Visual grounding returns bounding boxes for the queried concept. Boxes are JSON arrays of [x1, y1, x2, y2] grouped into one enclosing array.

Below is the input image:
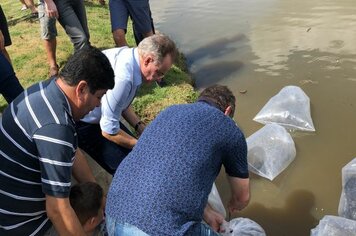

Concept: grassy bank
[[1, 0, 198, 121]]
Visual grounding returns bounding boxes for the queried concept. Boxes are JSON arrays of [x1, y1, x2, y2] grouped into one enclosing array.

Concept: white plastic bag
[[253, 86, 315, 131], [247, 123, 296, 181], [338, 158, 356, 220], [311, 215, 356, 236], [208, 183, 226, 218], [220, 218, 266, 236]]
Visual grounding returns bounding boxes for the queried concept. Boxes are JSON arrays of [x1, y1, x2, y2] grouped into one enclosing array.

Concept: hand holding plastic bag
[[208, 183, 226, 218], [220, 218, 266, 236]]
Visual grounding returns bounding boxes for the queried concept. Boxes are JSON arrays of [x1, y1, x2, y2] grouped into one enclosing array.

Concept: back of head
[[138, 34, 178, 64], [198, 84, 236, 117], [59, 46, 115, 93], [69, 182, 104, 225]]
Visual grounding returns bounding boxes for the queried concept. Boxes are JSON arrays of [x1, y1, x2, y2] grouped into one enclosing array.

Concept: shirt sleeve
[[33, 124, 77, 198], [223, 125, 249, 179], [100, 76, 133, 135]]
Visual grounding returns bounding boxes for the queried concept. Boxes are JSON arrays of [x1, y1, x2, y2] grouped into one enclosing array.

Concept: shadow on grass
[[7, 14, 38, 27], [84, 1, 107, 9]]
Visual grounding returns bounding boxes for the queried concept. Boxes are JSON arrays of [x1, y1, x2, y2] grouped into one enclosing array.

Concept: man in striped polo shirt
[[0, 47, 114, 235]]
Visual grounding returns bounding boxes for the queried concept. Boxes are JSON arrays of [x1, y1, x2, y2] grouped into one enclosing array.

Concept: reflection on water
[[240, 189, 318, 236], [151, 0, 356, 234]]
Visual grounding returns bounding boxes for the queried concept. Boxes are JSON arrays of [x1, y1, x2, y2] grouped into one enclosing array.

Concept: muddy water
[[151, 0, 356, 235]]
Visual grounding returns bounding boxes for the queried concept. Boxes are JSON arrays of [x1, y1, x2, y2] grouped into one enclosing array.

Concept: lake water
[[150, 0, 356, 235]]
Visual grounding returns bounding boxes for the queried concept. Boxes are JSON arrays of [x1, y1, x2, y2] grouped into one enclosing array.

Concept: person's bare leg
[[44, 38, 58, 76], [19, 0, 27, 10], [24, 0, 37, 14], [112, 29, 127, 47]]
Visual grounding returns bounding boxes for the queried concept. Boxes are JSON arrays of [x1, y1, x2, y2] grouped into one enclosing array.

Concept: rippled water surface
[[151, 0, 356, 235]]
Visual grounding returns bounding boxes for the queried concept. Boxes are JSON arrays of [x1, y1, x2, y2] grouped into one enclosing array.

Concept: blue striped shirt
[[0, 78, 77, 235]]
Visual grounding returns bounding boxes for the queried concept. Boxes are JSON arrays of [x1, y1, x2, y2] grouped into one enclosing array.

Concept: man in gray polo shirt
[[0, 46, 114, 235]]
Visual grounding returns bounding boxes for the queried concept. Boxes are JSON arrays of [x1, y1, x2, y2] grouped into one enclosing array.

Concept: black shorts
[[0, 5, 12, 46]]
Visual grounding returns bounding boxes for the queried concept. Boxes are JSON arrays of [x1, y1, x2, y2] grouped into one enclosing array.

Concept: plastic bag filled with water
[[220, 218, 266, 236], [338, 158, 356, 220], [247, 123, 296, 181], [311, 215, 356, 236], [253, 86, 315, 132], [208, 183, 226, 218]]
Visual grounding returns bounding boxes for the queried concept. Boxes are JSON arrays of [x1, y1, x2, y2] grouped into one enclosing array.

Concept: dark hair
[[59, 46, 115, 93], [69, 182, 104, 225], [198, 84, 236, 117]]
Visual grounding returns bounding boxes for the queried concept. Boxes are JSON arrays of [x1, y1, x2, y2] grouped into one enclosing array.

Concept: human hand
[[0, 30, 4, 51], [44, 0, 59, 18], [203, 204, 225, 232]]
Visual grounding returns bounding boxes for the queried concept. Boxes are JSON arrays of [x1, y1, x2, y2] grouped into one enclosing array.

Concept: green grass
[[1, 0, 197, 121]]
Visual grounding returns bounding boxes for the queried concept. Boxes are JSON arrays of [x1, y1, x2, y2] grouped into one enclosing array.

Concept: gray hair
[[138, 34, 177, 65]]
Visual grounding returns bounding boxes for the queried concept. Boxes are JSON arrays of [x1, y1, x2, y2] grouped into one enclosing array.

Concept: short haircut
[[59, 46, 115, 94], [198, 84, 236, 117], [138, 34, 178, 65], [69, 182, 104, 225]]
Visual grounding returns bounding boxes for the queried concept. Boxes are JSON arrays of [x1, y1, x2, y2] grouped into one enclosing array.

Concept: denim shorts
[[38, 2, 57, 40], [109, 0, 152, 33]]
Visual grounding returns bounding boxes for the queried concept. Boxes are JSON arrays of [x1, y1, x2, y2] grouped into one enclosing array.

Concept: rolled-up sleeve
[[100, 75, 133, 135]]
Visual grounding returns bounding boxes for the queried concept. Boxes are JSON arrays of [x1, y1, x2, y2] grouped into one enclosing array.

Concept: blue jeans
[[106, 216, 149, 236], [106, 216, 220, 236], [0, 52, 24, 104], [54, 0, 90, 50], [196, 223, 221, 236], [76, 121, 134, 175]]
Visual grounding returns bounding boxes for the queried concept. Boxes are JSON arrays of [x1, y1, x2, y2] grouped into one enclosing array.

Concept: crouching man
[[105, 84, 250, 235]]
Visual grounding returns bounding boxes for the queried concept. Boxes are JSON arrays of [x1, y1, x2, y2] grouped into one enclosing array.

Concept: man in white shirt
[[77, 34, 177, 174]]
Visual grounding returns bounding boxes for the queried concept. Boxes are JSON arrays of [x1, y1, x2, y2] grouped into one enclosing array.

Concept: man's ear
[[143, 55, 153, 66], [224, 105, 232, 117], [83, 216, 97, 232], [76, 81, 89, 101]]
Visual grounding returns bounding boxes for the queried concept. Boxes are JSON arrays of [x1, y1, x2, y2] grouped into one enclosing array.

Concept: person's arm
[[102, 128, 137, 149], [72, 148, 96, 183], [203, 203, 225, 232], [122, 105, 146, 135], [227, 176, 250, 214], [44, 0, 59, 18], [46, 195, 86, 236]]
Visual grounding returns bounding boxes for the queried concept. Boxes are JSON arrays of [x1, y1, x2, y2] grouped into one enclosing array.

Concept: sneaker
[[30, 12, 38, 19], [21, 5, 28, 11]]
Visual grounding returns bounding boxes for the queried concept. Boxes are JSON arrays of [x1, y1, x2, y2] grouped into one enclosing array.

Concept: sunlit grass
[[1, 0, 197, 121]]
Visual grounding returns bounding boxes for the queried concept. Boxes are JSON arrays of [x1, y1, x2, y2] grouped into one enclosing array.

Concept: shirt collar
[[51, 77, 74, 120], [133, 48, 142, 87]]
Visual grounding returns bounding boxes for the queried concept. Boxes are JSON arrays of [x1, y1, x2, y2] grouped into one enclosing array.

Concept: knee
[[73, 34, 90, 51]]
